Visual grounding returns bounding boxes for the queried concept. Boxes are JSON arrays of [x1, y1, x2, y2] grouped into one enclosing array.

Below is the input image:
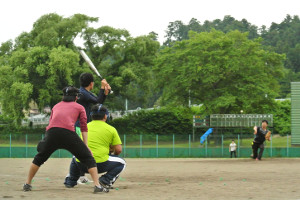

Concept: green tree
[[0, 12, 161, 125], [268, 100, 291, 136], [82, 27, 160, 110], [0, 65, 33, 125], [155, 30, 285, 114], [262, 15, 300, 73], [16, 13, 98, 49], [0, 40, 13, 56], [164, 15, 259, 46], [0, 46, 80, 124], [0, 13, 97, 125]]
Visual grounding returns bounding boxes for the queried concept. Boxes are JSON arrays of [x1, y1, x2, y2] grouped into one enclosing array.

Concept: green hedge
[[109, 102, 291, 136], [0, 125, 46, 135], [0, 100, 291, 137]]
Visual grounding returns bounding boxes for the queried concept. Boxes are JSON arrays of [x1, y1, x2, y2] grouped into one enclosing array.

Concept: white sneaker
[[77, 176, 90, 184]]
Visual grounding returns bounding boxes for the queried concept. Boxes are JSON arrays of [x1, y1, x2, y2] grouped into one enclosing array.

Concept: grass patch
[[0, 135, 291, 148]]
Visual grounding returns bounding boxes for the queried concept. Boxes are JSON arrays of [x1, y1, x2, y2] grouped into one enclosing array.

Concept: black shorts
[[33, 127, 96, 169]]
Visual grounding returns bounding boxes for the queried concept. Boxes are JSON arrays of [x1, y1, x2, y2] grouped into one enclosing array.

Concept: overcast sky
[[0, 0, 299, 45]]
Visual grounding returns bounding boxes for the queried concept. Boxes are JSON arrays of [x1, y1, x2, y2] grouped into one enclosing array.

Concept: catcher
[[252, 120, 271, 161]]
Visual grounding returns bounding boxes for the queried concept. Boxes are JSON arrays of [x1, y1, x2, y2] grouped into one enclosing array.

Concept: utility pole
[[189, 89, 191, 107], [125, 98, 128, 111]]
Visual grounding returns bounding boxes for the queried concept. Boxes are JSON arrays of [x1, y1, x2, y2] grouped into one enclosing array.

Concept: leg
[[88, 167, 100, 185], [75, 127, 88, 182], [230, 151, 233, 158], [25, 163, 40, 185], [252, 142, 259, 159], [24, 129, 57, 191], [234, 151, 237, 158], [98, 156, 126, 187], [58, 130, 100, 188], [55, 129, 108, 193], [64, 157, 82, 187], [257, 143, 265, 160]]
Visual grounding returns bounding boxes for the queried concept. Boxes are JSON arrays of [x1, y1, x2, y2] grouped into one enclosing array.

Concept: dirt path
[[0, 158, 299, 200]]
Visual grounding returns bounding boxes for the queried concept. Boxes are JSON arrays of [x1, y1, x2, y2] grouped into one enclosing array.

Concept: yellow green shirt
[[77, 120, 122, 163]]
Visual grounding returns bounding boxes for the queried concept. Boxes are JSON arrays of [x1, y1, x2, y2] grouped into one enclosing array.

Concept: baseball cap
[[62, 86, 80, 96]]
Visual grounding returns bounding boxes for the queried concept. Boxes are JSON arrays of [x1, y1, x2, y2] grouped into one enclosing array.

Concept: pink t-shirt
[[46, 101, 87, 132]]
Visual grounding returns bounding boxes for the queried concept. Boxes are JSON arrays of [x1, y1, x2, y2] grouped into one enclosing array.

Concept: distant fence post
[[9, 134, 12, 158], [189, 134, 191, 157], [238, 134, 240, 158], [26, 134, 28, 158], [270, 134, 273, 157], [156, 134, 158, 158], [124, 134, 126, 158], [173, 134, 175, 158], [221, 135, 224, 157], [287, 134, 289, 157], [205, 138, 207, 157], [140, 134, 143, 157], [192, 127, 195, 142]]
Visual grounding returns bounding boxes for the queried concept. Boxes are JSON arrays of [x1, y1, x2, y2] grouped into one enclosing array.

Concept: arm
[[104, 84, 111, 96], [80, 88, 106, 105], [81, 131, 88, 145], [82, 131, 93, 156], [110, 144, 122, 155], [83, 79, 109, 104], [253, 126, 258, 135], [96, 79, 109, 102], [79, 105, 88, 134], [265, 131, 271, 141], [96, 89, 107, 104], [111, 128, 122, 155]]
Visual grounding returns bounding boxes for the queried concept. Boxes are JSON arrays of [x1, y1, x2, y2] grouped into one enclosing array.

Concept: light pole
[[189, 89, 191, 108], [239, 109, 243, 153]]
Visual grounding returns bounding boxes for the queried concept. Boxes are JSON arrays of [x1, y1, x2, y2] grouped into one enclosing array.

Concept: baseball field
[[0, 158, 299, 200]]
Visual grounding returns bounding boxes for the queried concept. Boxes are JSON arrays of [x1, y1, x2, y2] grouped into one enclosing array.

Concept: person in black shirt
[[252, 120, 271, 160], [72, 73, 111, 183], [76, 73, 111, 125]]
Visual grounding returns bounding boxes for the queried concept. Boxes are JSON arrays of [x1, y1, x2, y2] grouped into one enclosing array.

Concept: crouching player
[[23, 86, 108, 193], [64, 104, 126, 189]]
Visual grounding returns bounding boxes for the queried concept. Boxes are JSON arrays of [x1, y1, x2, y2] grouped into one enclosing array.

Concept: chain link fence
[[0, 133, 296, 158]]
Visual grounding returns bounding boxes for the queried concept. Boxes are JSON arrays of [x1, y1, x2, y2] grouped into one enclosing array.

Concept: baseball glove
[[265, 131, 271, 141]]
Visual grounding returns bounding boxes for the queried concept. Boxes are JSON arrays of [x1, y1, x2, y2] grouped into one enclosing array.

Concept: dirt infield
[[0, 158, 300, 200]]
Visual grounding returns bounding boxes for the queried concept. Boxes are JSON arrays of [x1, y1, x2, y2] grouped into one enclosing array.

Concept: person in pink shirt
[[23, 86, 108, 193]]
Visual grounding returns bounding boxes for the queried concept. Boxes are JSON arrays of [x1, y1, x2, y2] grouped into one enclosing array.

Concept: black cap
[[62, 86, 79, 96]]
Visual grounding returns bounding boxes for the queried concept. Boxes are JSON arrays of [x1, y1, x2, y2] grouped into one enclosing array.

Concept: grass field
[[0, 134, 291, 148]]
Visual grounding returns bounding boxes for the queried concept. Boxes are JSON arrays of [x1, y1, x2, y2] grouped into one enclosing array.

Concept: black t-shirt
[[75, 87, 106, 127], [254, 127, 269, 144]]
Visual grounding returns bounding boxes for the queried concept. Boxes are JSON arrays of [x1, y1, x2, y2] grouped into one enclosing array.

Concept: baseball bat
[[79, 50, 113, 94]]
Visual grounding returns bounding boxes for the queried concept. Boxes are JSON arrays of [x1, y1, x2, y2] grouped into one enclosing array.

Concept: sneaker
[[64, 184, 74, 188], [23, 183, 32, 192], [78, 176, 90, 184], [94, 185, 109, 193], [100, 181, 113, 189], [256, 158, 259, 161]]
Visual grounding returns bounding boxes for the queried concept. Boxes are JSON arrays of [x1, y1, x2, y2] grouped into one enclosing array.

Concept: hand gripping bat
[[79, 50, 113, 94]]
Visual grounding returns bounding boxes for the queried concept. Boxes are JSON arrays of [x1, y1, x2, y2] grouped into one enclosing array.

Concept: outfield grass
[[122, 135, 291, 148], [0, 134, 291, 148]]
